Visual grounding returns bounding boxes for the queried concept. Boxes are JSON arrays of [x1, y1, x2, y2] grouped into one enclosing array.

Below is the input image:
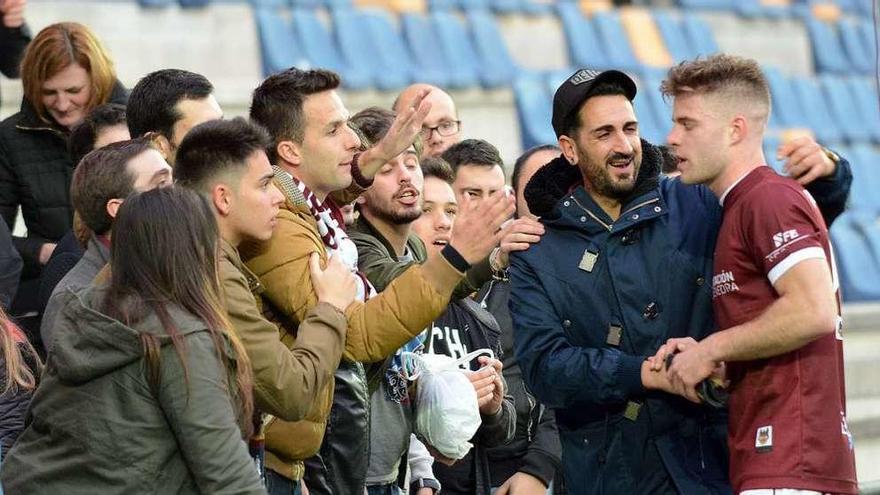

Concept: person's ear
[[730, 115, 748, 145], [212, 184, 234, 216], [277, 140, 302, 166], [148, 133, 174, 161], [558, 135, 578, 166], [105, 198, 124, 220]]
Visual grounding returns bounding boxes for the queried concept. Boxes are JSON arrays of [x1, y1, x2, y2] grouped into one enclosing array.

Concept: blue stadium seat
[[254, 8, 309, 77], [555, 3, 612, 70], [804, 17, 851, 74], [632, 89, 664, 145], [764, 67, 809, 129], [819, 75, 873, 142], [763, 135, 783, 173], [513, 73, 555, 150], [179, 0, 210, 7], [859, 19, 877, 64], [458, 0, 490, 12], [592, 11, 641, 73], [681, 13, 720, 57], [735, 0, 790, 19], [428, 0, 458, 11], [653, 11, 697, 63], [332, 9, 391, 90], [845, 77, 880, 142], [358, 9, 414, 89], [400, 14, 453, 88], [848, 144, 880, 211], [830, 216, 880, 302], [839, 20, 873, 74], [789, 76, 843, 143], [489, 0, 521, 14], [466, 11, 518, 88], [545, 68, 572, 95], [677, 0, 735, 10], [856, 0, 874, 16], [430, 12, 483, 88], [291, 9, 371, 90], [138, 0, 173, 6], [640, 75, 672, 142], [250, 0, 293, 7]]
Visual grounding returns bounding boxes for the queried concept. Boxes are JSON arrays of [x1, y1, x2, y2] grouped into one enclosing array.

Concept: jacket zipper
[[15, 124, 66, 139], [570, 196, 612, 231]]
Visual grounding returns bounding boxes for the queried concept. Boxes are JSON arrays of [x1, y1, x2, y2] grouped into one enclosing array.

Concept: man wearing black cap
[[506, 67, 851, 494]]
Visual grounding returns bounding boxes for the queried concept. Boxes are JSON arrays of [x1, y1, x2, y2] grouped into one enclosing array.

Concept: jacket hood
[[49, 285, 208, 384], [18, 79, 129, 130], [524, 139, 664, 219]]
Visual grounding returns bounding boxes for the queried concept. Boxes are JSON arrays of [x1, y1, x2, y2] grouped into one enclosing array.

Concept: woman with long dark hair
[[0, 187, 264, 494]]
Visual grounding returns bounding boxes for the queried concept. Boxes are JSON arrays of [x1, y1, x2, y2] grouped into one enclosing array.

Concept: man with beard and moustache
[[347, 108, 513, 495], [507, 68, 852, 494]]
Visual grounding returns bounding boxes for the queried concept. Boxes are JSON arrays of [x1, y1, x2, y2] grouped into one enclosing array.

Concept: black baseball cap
[[551, 69, 638, 138]]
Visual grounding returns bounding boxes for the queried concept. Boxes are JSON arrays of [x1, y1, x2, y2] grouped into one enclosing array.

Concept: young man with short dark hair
[[40, 138, 172, 347], [126, 68, 222, 164], [175, 118, 359, 495]]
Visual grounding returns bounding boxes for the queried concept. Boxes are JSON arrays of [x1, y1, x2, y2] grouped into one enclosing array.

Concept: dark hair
[[441, 139, 504, 177], [249, 68, 340, 163], [561, 82, 628, 138], [351, 106, 423, 157], [420, 156, 454, 184], [175, 118, 272, 196], [102, 187, 254, 439], [70, 137, 156, 235], [660, 54, 770, 109], [512, 144, 559, 195], [127, 69, 214, 139], [68, 103, 128, 165]]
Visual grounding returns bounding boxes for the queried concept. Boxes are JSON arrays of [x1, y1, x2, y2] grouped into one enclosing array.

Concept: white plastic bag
[[400, 349, 495, 460]]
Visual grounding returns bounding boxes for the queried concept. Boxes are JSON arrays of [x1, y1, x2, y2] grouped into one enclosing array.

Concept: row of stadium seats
[[679, 0, 876, 17], [256, 8, 517, 89]]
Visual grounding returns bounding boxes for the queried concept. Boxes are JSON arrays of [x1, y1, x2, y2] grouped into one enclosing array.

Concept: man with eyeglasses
[[394, 84, 462, 159]]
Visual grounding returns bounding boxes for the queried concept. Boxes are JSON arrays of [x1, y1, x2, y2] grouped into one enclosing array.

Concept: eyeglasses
[[420, 120, 461, 139]]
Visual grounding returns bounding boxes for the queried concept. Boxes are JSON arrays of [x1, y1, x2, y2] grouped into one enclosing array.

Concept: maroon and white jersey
[[712, 166, 857, 494]]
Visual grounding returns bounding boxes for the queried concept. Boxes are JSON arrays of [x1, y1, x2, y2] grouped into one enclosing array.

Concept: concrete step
[[845, 330, 880, 399]]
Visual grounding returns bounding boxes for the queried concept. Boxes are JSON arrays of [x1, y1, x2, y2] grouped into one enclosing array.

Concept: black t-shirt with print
[[422, 298, 500, 495]]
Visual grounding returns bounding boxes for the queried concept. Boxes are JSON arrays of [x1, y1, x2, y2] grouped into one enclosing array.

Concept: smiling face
[[412, 176, 458, 254], [291, 90, 362, 200], [565, 94, 642, 201], [41, 63, 93, 129], [359, 146, 423, 226]]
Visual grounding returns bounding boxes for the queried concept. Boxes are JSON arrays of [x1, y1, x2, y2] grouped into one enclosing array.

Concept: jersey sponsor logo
[[772, 229, 800, 248], [755, 425, 773, 453], [712, 269, 740, 298]]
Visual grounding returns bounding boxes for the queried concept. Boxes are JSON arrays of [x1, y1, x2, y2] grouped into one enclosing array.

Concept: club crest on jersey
[[712, 270, 740, 298], [755, 425, 773, 453], [772, 229, 799, 248]]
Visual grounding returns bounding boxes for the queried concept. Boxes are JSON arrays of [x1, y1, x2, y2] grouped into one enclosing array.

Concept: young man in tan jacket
[[245, 68, 515, 495], [174, 117, 360, 478]]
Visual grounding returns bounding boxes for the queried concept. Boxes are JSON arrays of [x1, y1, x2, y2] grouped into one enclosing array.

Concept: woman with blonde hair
[[0, 304, 41, 460], [1, 186, 265, 494], [0, 22, 126, 337]]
